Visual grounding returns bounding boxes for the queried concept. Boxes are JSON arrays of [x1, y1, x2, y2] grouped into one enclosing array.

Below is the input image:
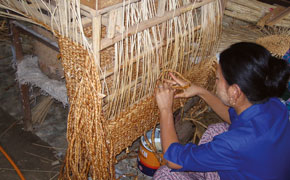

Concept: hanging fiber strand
[[0, 0, 225, 179]]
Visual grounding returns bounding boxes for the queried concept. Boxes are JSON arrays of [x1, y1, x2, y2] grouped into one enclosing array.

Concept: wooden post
[[157, 0, 167, 40], [92, 15, 102, 67], [157, 0, 167, 66], [116, 7, 124, 33], [10, 22, 33, 131], [107, 9, 118, 38], [157, 0, 166, 17]]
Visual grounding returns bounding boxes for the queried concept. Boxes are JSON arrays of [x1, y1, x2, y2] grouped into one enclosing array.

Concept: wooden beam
[[80, 4, 96, 15], [257, 0, 290, 7], [106, 9, 118, 38], [115, 7, 124, 33], [157, 0, 167, 17], [82, 17, 92, 28], [100, 0, 214, 50], [257, 6, 290, 27], [10, 22, 33, 131], [12, 21, 59, 52], [157, 0, 167, 62], [92, 15, 102, 67], [96, 0, 141, 15], [82, 12, 110, 29], [80, 0, 97, 10], [267, 7, 290, 26]]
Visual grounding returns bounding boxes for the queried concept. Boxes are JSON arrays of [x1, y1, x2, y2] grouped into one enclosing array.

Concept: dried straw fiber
[[58, 37, 113, 179], [256, 34, 290, 57], [0, 0, 225, 179]]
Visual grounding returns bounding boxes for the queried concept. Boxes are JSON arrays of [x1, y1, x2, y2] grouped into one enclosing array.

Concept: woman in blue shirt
[[154, 42, 290, 180]]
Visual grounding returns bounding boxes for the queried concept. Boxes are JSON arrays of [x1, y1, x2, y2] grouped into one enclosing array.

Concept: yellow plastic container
[[137, 128, 163, 176]]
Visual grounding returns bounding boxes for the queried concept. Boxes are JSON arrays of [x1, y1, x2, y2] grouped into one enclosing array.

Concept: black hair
[[219, 42, 290, 104]]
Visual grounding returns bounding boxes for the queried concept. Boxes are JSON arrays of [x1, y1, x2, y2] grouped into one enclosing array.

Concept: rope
[[0, 145, 25, 180]]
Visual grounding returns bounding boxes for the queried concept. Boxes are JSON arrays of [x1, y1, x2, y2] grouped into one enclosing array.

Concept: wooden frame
[[9, 20, 60, 131], [1, 0, 225, 179]]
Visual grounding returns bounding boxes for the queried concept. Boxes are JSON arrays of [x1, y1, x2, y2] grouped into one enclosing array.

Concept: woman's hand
[[155, 82, 175, 113], [165, 73, 205, 98]]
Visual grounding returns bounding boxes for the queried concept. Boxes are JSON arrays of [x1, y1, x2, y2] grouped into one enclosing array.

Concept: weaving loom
[[0, 0, 225, 179]]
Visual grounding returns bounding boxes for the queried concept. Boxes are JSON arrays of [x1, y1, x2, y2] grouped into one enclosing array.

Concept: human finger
[[163, 82, 170, 89], [169, 72, 187, 86], [155, 80, 162, 88], [158, 83, 165, 90], [154, 85, 160, 94], [164, 79, 178, 85], [174, 92, 187, 98]]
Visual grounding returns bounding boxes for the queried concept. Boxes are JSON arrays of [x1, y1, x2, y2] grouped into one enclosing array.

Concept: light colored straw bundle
[[58, 38, 112, 179], [256, 26, 290, 58], [31, 96, 53, 124], [218, 24, 264, 53], [217, 17, 290, 57], [257, 35, 290, 57]]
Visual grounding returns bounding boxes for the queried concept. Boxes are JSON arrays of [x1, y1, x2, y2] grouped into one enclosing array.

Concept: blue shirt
[[164, 98, 290, 180]]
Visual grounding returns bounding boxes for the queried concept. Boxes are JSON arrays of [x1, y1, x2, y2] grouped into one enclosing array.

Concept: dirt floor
[[0, 107, 60, 180], [0, 52, 63, 180], [0, 37, 151, 179]]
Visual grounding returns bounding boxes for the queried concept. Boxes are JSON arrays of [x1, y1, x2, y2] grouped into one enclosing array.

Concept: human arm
[[198, 88, 231, 124], [155, 85, 238, 172], [167, 73, 231, 124], [155, 83, 182, 169], [164, 135, 239, 172], [154, 82, 234, 170]]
